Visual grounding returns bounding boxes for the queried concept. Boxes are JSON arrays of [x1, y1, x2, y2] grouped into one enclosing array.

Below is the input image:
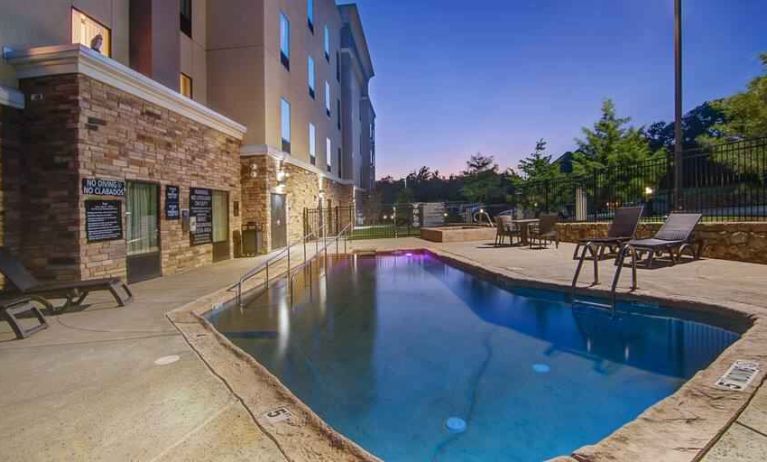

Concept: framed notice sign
[[189, 187, 213, 245], [85, 200, 123, 242], [165, 185, 180, 220]]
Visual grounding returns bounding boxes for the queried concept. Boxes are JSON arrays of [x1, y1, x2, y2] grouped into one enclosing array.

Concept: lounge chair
[[0, 249, 133, 311], [620, 213, 703, 268], [572, 206, 644, 260], [529, 213, 559, 249], [2, 297, 50, 339], [494, 216, 521, 247]]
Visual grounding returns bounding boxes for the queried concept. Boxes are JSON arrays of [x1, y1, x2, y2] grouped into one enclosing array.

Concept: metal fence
[[304, 205, 421, 241], [515, 137, 767, 222]]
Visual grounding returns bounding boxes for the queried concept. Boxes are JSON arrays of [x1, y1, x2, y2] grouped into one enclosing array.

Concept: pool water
[[209, 253, 739, 461]]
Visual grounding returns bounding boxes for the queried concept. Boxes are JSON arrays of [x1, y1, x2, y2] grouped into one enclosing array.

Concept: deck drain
[[154, 355, 180, 366], [716, 360, 760, 391], [532, 363, 551, 373], [445, 417, 467, 433]]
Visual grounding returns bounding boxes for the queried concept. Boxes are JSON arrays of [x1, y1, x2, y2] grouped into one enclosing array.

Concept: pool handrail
[[231, 222, 353, 306]]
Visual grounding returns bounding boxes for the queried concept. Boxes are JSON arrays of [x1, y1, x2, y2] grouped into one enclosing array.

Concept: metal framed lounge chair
[[529, 213, 559, 249], [571, 206, 645, 289], [0, 249, 133, 311], [1, 297, 51, 339], [620, 212, 703, 268], [572, 206, 645, 260]]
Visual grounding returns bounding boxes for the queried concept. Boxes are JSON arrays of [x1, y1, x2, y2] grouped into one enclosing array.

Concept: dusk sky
[[340, 0, 767, 179]]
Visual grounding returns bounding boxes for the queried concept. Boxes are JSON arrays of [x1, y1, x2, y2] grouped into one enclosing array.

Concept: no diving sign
[[82, 177, 126, 197]]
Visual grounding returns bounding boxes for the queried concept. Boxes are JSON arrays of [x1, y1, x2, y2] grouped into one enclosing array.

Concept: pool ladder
[[570, 242, 639, 311]]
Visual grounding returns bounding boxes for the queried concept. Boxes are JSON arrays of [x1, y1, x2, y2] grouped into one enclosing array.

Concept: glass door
[[212, 190, 230, 262], [126, 182, 161, 282]]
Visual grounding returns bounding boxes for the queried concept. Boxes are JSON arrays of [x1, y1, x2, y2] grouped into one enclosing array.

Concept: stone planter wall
[[556, 221, 767, 265]]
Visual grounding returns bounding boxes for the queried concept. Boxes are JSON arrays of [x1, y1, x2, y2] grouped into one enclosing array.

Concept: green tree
[[704, 53, 767, 141], [461, 153, 506, 203], [572, 99, 666, 206], [518, 139, 560, 181]]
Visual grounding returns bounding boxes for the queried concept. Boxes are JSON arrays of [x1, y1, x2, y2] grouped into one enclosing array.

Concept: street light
[[673, 0, 684, 210]]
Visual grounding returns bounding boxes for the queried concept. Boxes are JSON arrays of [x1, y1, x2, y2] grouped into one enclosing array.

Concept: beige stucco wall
[[180, 0, 207, 104], [0, 0, 130, 88]]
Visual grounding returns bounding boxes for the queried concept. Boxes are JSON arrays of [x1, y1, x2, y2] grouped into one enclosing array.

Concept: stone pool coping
[[167, 247, 766, 461]]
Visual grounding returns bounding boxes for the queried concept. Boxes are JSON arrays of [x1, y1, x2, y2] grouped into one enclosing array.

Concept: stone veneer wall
[[0, 103, 23, 287], [556, 222, 767, 265], [240, 156, 355, 251], [18, 74, 242, 281]]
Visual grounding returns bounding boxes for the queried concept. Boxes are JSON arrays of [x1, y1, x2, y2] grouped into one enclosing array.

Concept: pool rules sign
[[85, 200, 123, 242], [190, 187, 213, 245]]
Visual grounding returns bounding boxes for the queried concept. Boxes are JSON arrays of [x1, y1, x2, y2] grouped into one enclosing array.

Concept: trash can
[[241, 222, 262, 256]]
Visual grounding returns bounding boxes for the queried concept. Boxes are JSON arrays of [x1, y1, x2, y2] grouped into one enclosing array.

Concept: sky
[[339, 0, 767, 179]]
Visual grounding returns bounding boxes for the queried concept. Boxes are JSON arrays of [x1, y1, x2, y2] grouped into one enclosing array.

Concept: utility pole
[[673, 0, 684, 210]]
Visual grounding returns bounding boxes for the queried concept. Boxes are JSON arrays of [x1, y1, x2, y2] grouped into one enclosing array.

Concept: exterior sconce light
[[249, 162, 259, 178], [644, 186, 654, 196]]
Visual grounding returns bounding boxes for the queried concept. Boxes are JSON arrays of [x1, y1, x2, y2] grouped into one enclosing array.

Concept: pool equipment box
[[85, 200, 123, 242]]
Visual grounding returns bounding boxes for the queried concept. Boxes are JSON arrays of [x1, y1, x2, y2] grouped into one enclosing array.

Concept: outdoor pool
[[208, 252, 740, 461]]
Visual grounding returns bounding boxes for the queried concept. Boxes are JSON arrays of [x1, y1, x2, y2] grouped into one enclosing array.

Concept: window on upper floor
[[309, 123, 317, 165], [180, 73, 193, 98], [326, 137, 332, 171], [281, 98, 291, 153], [308, 56, 316, 99], [71, 8, 111, 57], [280, 12, 290, 70], [338, 148, 343, 177], [325, 81, 331, 117], [324, 25, 330, 61], [180, 0, 192, 37], [307, 0, 314, 33]]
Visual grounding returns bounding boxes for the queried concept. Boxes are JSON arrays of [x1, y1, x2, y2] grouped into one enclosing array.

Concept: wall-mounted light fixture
[[249, 161, 259, 178]]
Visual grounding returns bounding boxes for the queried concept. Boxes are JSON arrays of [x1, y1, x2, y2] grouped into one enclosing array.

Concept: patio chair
[[2, 296, 50, 339], [494, 216, 521, 247], [0, 249, 133, 311], [529, 213, 559, 249], [619, 212, 703, 268], [572, 206, 645, 260]]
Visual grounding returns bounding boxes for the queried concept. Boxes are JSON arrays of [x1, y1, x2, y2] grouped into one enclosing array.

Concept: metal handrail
[[231, 222, 353, 306]]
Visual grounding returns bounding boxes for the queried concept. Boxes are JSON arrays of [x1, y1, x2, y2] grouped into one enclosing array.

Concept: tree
[[518, 139, 559, 181], [572, 99, 666, 206], [460, 153, 506, 203], [703, 53, 767, 142], [646, 102, 727, 151]]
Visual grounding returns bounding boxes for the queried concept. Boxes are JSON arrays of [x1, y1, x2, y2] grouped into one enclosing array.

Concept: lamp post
[[673, 0, 684, 210]]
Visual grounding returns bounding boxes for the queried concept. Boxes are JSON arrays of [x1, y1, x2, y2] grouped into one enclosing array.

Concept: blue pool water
[[209, 253, 739, 461]]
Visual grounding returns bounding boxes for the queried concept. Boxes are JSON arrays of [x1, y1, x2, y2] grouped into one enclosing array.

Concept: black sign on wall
[[85, 200, 123, 242], [165, 185, 180, 220], [82, 178, 126, 196], [190, 187, 213, 245]]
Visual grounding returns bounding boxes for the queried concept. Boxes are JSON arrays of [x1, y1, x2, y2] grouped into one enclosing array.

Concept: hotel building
[[0, 0, 375, 283]]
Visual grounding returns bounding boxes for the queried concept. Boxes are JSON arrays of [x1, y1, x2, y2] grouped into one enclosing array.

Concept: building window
[[309, 123, 316, 165], [324, 81, 331, 117], [180, 0, 192, 37], [324, 25, 330, 61], [71, 8, 111, 57], [336, 99, 341, 130], [281, 98, 291, 153], [280, 12, 290, 70], [308, 56, 315, 99], [336, 51, 341, 82], [326, 138, 332, 172], [338, 148, 343, 177], [307, 0, 314, 33], [180, 73, 193, 98]]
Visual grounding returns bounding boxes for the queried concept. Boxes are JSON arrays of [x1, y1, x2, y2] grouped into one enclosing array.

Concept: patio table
[[508, 218, 539, 245]]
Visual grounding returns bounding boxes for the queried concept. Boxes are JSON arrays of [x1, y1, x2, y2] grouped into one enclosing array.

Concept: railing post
[[265, 261, 269, 289]]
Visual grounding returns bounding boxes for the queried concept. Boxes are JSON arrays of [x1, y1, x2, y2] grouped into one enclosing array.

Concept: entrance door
[[212, 190, 230, 262], [270, 193, 287, 249], [126, 182, 161, 283]]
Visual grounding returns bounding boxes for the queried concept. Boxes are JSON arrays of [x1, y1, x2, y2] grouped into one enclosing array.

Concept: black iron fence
[[515, 137, 767, 222], [303, 138, 767, 241]]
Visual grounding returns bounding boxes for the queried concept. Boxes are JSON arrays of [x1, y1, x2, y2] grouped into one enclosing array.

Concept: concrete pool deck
[[1, 237, 766, 460]]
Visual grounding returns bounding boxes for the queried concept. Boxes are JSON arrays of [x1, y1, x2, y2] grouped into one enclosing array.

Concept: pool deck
[[1, 237, 766, 461]]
